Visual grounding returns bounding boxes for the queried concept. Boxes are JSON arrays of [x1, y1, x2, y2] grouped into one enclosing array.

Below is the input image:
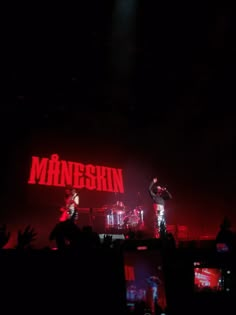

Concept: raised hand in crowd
[[16, 225, 37, 249], [0, 224, 11, 249]]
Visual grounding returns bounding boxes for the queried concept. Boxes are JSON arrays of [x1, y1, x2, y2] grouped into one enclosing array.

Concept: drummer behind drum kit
[[104, 201, 145, 231]]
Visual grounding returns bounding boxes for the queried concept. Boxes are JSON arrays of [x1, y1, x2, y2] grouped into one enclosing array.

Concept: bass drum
[[124, 214, 140, 228], [113, 210, 126, 228], [105, 210, 126, 229]]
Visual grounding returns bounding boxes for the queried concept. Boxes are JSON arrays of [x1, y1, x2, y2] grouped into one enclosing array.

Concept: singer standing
[[148, 177, 172, 238]]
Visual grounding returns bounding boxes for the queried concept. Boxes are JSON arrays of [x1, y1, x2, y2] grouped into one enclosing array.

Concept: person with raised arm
[[148, 177, 172, 238]]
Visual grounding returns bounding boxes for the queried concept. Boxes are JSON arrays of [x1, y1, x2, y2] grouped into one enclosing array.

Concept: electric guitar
[[59, 206, 71, 222], [59, 194, 79, 222]]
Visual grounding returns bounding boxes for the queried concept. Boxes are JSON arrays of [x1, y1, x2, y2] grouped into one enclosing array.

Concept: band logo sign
[[28, 154, 124, 193]]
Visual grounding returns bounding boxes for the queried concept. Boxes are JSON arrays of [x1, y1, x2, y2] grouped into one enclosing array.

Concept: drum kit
[[126, 285, 147, 303], [103, 201, 145, 231]]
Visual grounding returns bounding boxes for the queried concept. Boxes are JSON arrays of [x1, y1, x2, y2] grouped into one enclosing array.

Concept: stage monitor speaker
[[77, 213, 106, 233], [99, 234, 125, 241]]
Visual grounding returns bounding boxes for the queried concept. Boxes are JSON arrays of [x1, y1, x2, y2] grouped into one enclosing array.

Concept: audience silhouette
[[0, 224, 10, 248], [215, 216, 235, 252], [0, 219, 235, 315]]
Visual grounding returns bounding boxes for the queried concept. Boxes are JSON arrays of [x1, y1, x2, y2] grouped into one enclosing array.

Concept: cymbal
[[113, 210, 126, 214], [112, 204, 124, 209], [102, 205, 114, 209], [112, 207, 125, 212]]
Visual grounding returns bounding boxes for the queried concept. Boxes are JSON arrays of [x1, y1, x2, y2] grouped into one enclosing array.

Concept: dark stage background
[[0, 1, 235, 247]]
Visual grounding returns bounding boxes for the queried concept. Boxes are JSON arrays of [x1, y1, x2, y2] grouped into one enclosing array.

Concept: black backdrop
[[1, 0, 235, 247]]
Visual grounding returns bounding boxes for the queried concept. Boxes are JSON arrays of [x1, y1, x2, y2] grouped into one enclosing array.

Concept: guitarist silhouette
[[59, 187, 79, 222]]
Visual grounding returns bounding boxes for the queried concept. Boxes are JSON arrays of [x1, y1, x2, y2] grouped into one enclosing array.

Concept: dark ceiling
[[0, 1, 235, 189]]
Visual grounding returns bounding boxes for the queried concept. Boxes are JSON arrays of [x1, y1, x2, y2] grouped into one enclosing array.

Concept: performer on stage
[[148, 177, 172, 238], [59, 187, 79, 222], [146, 276, 160, 314]]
